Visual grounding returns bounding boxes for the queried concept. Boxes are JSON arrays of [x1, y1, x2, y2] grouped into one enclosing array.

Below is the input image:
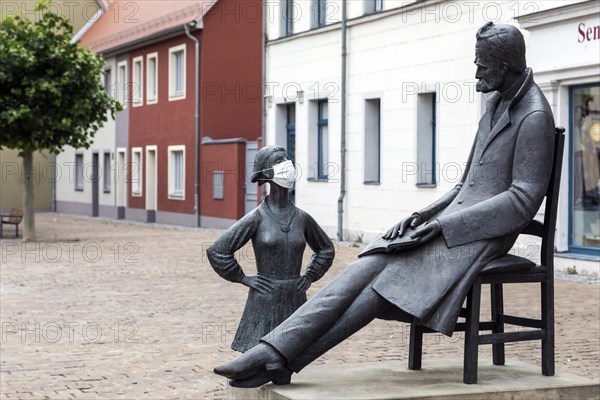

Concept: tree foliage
[[0, 1, 121, 154]]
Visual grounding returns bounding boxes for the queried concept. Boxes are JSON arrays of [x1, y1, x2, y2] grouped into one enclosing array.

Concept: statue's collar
[[487, 68, 533, 109]]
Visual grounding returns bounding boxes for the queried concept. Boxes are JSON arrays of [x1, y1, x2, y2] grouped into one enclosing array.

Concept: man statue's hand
[[382, 214, 422, 240], [409, 219, 442, 244], [240, 275, 273, 294], [296, 275, 312, 293]]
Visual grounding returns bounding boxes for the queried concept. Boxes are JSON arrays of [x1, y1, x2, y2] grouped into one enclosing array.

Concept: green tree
[[0, 1, 120, 241]]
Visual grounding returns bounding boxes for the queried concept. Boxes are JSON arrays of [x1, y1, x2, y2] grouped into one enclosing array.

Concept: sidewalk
[[1, 213, 598, 399]]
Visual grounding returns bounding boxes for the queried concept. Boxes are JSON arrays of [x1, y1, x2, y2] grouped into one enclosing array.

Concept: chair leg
[[491, 283, 505, 366], [464, 278, 481, 384], [408, 322, 423, 370], [541, 280, 555, 376]]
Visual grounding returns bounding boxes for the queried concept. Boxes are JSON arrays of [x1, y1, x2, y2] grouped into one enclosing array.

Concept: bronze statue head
[[474, 22, 527, 93], [251, 145, 289, 186]]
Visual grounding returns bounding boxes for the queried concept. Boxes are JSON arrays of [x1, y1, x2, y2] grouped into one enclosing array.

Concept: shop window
[[570, 84, 600, 254]]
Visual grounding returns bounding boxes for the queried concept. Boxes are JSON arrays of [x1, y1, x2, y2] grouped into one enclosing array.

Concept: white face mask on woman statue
[[257, 160, 297, 189]]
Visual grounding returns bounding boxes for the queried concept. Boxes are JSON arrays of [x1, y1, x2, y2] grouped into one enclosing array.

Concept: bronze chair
[[408, 127, 566, 384]]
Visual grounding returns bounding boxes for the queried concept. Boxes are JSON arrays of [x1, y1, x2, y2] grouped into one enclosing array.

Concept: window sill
[[272, 22, 339, 43], [416, 183, 437, 189], [364, 181, 380, 186], [307, 177, 329, 183], [103, 189, 111, 194], [132, 191, 142, 197], [555, 251, 600, 262], [75, 187, 84, 192], [168, 193, 185, 200], [169, 94, 186, 102]]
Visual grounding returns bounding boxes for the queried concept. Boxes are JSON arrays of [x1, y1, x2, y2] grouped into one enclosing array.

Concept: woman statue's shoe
[[229, 368, 292, 388], [214, 343, 285, 380]]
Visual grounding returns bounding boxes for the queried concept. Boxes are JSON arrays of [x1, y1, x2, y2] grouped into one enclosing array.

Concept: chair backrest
[[521, 127, 565, 270]]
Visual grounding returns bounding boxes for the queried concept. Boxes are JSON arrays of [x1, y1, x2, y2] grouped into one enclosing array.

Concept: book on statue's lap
[[358, 227, 422, 258]]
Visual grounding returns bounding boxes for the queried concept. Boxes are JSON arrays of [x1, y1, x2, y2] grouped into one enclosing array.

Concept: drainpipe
[[261, 0, 267, 202], [184, 21, 201, 227], [337, 0, 347, 241]]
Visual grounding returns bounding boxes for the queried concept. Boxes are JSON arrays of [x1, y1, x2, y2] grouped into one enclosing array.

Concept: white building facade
[[265, 0, 599, 271], [55, 55, 123, 219], [518, 1, 600, 261]]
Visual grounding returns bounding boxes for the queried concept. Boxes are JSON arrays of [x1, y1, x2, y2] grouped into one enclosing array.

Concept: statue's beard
[[475, 79, 502, 93], [476, 79, 499, 93]]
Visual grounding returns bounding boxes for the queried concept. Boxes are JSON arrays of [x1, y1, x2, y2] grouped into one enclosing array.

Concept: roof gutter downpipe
[[261, 0, 267, 202], [184, 21, 201, 227], [337, 0, 347, 241]]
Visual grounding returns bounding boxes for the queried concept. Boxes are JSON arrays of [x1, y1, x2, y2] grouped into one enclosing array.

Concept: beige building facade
[[0, 0, 101, 213]]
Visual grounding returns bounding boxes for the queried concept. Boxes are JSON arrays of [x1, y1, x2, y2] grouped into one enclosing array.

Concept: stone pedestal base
[[227, 358, 599, 400]]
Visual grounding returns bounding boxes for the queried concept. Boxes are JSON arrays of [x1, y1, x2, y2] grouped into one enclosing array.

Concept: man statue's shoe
[[214, 343, 284, 380], [229, 368, 292, 388]]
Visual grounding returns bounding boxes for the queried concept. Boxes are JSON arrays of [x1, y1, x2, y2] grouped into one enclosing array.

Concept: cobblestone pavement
[[1, 213, 598, 399]]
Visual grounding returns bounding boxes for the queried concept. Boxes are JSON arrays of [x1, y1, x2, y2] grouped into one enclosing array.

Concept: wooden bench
[[1, 208, 23, 238]]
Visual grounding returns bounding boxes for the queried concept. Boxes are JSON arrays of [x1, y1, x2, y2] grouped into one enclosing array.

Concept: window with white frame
[[416, 92, 437, 186], [281, 0, 294, 36], [131, 148, 142, 196], [146, 52, 158, 104], [365, 0, 383, 14], [103, 152, 111, 192], [317, 100, 329, 179], [103, 68, 112, 97], [364, 98, 381, 184], [132, 56, 143, 106], [168, 145, 185, 199], [117, 61, 127, 107], [169, 44, 186, 100], [313, 0, 327, 28], [75, 153, 84, 191]]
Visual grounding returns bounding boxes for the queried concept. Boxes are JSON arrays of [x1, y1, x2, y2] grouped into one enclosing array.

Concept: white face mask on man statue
[[257, 160, 297, 189]]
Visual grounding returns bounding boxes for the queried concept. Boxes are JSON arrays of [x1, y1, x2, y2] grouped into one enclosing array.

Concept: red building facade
[[79, 0, 262, 228]]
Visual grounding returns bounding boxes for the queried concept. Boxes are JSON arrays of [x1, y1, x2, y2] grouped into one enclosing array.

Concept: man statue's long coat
[[374, 68, 555, 335]]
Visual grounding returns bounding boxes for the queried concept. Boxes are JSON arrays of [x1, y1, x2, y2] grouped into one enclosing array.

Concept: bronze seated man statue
[[214, 22, 556, 388]]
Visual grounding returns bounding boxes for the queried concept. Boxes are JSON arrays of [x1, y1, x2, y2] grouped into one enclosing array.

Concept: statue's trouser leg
[[287, 280, 393, 372], [262, 254, 391, 370]]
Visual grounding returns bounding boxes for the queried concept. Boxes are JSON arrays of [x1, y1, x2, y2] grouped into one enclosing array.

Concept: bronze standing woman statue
[[207, 146, 335, 365]]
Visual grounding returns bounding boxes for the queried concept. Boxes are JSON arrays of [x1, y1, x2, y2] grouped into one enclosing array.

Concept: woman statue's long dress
[[207, 146, 335, 353]]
